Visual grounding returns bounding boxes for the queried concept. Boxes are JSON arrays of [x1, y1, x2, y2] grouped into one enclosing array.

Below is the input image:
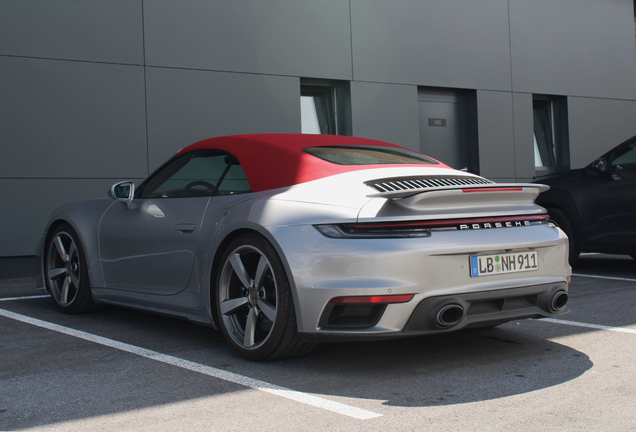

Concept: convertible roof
[[177, 134, 447, 192]]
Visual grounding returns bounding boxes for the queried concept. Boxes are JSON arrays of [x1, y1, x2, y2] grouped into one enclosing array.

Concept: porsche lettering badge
[[459, 220, 531, 230]]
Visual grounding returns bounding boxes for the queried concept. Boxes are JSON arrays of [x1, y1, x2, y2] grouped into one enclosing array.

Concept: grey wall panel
[[511, 92, 536, 182], [144, 0, 352, 79], [0, 57, 148, 179], [0, 178, 144, 257], [350, 82, 419, 151], [145, 67, 301, 170], [476, 90, 516, 181], [567, 97, 636, 168], [0, 0, 143, 64], [509, 0, 636, 99], [350, 0, 512, 90]]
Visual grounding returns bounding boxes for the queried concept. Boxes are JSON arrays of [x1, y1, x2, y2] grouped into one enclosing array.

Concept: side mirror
[[109, 181, 135, 208], [592, 158, 608, 173]]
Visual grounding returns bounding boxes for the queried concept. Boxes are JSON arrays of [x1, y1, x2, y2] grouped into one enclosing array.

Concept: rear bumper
[[300, 282, 568, 342]]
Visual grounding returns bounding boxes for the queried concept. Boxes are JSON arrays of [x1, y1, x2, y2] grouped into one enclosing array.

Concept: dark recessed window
[[303, 146, 439, 165], [533, 95, 569, 174]]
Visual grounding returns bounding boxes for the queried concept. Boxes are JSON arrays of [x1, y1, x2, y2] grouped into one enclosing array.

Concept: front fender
[[39, 198, 114, 290]]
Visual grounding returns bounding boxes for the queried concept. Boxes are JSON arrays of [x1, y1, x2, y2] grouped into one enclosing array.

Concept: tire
[[547, 208, 580, 266], [44, 223, 99, 314], [215, 233, 315, 361]]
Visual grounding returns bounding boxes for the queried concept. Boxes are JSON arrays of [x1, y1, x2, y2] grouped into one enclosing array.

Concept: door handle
[[174, 223, 196, 233]]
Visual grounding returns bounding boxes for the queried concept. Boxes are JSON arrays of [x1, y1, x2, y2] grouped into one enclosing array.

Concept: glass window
[[300, 80, 351, 136], [610, 142, 636, 170], [303, 146, 439, 165], [138, 150, 250, 198], [301, 85, 336, 134], [533, 100, 556, 168], [533, 95, 569, 174]]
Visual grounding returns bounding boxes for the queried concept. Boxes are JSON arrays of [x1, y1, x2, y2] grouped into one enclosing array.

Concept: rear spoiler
[[358, 182, 550, 221]]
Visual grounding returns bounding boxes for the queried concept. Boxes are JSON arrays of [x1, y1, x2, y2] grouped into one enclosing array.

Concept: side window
[[610, 142, 636, 170], [138, 150, 251, 198]]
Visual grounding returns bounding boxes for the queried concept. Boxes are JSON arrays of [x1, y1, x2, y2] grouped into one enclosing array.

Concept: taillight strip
[[354, 214, 548, 229]]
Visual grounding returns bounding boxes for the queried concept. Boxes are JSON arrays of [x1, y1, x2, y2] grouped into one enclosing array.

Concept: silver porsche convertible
[[37, 134, 571, 360]]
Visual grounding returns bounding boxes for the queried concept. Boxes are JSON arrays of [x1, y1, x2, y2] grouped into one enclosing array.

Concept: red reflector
[[462, 187, 523, 193], [328, 294, 414, 304]]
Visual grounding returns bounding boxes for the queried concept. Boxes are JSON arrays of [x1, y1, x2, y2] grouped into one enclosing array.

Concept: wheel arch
[[40, 199, 114, 290], [208, 226, 302, 332], [536, 189, 581, 239]]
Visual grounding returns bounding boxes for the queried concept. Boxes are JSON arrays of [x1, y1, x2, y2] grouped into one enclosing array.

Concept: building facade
[[1, 0, 636, 277]]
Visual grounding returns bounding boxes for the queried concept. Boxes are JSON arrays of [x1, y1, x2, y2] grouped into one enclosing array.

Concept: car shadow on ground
[[269, 322, 592, 408]]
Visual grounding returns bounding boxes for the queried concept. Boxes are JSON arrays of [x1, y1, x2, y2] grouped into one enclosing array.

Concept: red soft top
[[177, 134, 447, 192]]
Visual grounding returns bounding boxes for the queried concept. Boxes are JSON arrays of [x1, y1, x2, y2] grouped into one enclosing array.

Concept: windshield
[[303, 145, 439, 165]]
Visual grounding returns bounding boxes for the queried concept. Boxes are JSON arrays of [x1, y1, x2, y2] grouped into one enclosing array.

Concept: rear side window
[[303, 145, 438, 165]]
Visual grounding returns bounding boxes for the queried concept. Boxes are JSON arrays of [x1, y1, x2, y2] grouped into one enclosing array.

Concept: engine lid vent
[[366, 176, 495, 194]]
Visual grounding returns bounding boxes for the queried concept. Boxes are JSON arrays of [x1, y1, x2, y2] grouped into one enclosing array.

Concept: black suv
[[534, 135, 636, 265]]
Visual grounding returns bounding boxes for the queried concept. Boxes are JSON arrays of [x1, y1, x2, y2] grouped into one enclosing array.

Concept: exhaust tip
[[435, 303, 464, 327], [550, 290, 568, 312]]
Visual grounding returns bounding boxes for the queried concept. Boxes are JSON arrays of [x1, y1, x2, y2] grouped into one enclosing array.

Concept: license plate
[[470, 251, 539, 277]]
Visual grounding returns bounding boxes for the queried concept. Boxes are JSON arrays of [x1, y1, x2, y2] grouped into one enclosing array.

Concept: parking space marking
[[541, 318, 636, 335], [0, 308, 381, 420], [0, 294, 49, 302], [573, 273, 636, 282]]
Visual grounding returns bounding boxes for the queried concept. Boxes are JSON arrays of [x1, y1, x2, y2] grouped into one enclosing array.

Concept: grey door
[[99, 197, 208, 294], [418, 90, 467, 170], [98, 149, 250, 294]]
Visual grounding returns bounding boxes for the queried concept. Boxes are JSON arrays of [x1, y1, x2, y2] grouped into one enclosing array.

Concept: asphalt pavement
[[1, 254, 635, 431]]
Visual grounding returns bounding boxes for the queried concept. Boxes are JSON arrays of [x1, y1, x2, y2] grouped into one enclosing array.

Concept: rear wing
[[359, 176, 550, 222]]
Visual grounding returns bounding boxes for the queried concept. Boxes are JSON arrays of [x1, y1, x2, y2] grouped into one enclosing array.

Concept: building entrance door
[[418, 90, 469, 170]]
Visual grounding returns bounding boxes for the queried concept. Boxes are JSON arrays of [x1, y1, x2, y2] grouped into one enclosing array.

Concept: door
[[580, 139, 636, 252], [99, 149, 250, 294], [418, 90, 468, 170]]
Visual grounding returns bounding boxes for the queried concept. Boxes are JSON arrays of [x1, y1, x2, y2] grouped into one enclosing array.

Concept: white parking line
[[573, 273, 636, 282], [0, 294, 49, 302], [0, 308, 381, 420], [541, 318, 636, 335]]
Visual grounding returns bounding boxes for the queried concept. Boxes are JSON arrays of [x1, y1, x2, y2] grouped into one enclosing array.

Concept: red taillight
[[462, 187, 523, 193], [328, 294, 414, 304]]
